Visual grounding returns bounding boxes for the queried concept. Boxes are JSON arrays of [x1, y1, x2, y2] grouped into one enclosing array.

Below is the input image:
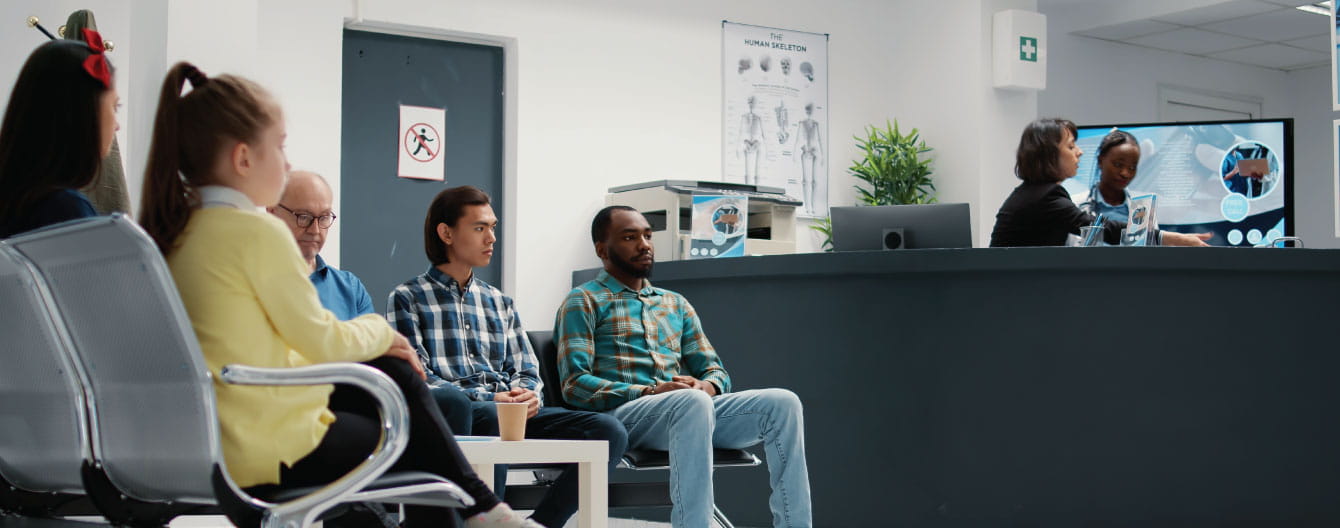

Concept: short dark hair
[[591, 205, 637, 244], [424, 186, 491, 265], [1096, 129, 1138, 162], [0, 40, 112, 227], [1014, 118, 1078, 183]]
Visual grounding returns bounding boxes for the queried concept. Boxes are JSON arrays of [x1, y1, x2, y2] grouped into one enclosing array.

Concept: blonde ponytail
[[138, 62, 276, 254]]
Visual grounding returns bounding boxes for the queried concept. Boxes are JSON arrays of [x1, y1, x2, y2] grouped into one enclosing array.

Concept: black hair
[[423, 186, 491, 265], [0, 40, 112, 227], [1096, 129, 1138, 162], [1014, 118, 1078, 183], [591, 205, 637, 244]]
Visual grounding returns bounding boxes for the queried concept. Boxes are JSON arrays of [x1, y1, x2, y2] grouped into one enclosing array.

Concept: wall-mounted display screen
[[1063, 119, 1293, 247]]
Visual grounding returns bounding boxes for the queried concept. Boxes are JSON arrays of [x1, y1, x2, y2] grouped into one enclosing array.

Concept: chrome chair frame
[[8, 215, 471, 527]]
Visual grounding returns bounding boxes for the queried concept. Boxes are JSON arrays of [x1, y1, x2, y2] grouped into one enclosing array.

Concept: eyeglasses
[[277, 204, 337, 229]]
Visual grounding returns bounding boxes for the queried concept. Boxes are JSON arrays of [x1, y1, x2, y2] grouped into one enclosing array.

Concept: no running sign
[[398, 104, 446, 180]]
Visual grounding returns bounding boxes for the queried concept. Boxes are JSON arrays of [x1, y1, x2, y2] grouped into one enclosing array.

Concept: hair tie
[[183, 65, 209, 88], [80, 28, 111, 88]]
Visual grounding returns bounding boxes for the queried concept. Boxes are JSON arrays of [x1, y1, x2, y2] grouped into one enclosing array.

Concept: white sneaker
[[463, 503, 545, 528]]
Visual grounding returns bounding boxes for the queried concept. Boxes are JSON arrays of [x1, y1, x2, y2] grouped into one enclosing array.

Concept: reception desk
[[574, 247, 1340, 526]]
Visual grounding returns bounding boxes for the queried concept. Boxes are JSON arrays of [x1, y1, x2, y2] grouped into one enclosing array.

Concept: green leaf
[[847, 119, 936, 206], [809, 216, 834, 252]]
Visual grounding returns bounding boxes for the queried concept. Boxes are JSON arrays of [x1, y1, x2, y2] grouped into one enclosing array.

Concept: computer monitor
[[830, 203, 972, 251], [1066, 119, 1293, 247]]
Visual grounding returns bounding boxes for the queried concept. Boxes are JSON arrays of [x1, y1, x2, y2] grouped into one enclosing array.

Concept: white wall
[[1282, 64, 1337, 248], [330, 0, 1037, 326], [979, 0, 1043, 241], [0, 0, 133, 207], [887, 0, 1040, 243], [1038, 31, 1338, 248], [304, 0, 1040, 327], [1039, 33, 1296, 123], [1, 0, 1042, 329]]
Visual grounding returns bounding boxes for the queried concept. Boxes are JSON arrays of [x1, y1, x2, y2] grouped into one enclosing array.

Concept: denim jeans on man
[[609, 387, 811, 528]]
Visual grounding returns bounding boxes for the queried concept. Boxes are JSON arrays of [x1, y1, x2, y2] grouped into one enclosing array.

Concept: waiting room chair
[[0, 241, 88, 516], [7, 215, 472, 528], [524, 330, 760, 528]]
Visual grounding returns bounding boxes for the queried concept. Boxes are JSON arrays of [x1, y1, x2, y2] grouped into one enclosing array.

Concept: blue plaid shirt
[[386, 267, 542, 403]]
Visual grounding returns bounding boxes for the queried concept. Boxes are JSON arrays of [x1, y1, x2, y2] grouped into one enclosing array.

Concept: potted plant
[[811, 119, 936, 250], [850, 119, 936, 206]]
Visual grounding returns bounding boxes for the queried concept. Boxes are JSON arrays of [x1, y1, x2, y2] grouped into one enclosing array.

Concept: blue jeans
[[609, 388, 812, 528], [431, 385, 628, 528]]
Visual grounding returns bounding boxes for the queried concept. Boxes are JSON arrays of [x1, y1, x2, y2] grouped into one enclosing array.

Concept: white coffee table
[[456, 438, 608, 528]]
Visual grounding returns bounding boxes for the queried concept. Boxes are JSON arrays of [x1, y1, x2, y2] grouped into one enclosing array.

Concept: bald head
[[282, 171, 332, 203], [268, 170, 335, 268]]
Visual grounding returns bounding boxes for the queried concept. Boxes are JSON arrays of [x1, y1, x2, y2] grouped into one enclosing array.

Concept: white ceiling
[[1067, 0, 1332, 71]]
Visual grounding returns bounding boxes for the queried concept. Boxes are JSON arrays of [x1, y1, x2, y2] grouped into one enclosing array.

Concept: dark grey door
[[340, 29, 504, 307]]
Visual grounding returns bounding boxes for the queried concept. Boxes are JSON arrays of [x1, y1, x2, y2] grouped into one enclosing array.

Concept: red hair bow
[[80, 28, 111, 89]]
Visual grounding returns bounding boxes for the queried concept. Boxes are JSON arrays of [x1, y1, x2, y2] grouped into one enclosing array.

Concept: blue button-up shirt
[[386, 267, 542, 403], [309, 255, 375, 321]]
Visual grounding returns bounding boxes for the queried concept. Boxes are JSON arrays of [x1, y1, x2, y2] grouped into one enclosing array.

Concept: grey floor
[[0, 515, 678, 528], [169, 516, 676, 528]]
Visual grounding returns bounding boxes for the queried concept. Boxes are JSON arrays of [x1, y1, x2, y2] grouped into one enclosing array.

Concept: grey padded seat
[[7, 215, 473, 528], [0, 239, 89, 515]]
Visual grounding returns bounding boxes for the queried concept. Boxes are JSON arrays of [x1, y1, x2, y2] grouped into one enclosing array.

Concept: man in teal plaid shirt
[[554, 206, 812, 528]]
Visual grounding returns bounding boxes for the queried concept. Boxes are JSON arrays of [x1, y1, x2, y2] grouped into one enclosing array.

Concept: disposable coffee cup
[[496, 402, 528, 441]]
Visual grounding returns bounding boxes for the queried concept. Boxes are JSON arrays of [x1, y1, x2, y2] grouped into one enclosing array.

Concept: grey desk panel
[[570, 248, 1340, 526]]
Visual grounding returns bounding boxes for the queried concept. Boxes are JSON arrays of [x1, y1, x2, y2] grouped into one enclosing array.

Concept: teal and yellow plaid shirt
[[554, 270, 732, 411]]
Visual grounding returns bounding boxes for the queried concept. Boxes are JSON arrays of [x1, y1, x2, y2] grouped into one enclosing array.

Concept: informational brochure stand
[[1126, 194, 1156, 246], [689, 195, 748, 259]]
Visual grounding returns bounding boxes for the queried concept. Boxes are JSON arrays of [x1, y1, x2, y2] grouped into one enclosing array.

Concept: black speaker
[[882, 227, 905, 250]]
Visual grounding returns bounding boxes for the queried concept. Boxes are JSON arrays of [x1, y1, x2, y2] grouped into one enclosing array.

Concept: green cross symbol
[[1019, 36, 1038, 62]]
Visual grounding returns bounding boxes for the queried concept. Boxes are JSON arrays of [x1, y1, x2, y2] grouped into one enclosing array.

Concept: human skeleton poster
[[722, 21, 828, 217]]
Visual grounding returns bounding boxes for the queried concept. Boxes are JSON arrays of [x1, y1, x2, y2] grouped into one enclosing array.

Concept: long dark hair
[[1014, 118, 1077, 183], [139, 62, 277, 254], [0, 40, 111, 226]]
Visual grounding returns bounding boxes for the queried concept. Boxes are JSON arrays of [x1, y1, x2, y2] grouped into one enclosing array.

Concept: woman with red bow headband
[[0, 29, 118, 238]]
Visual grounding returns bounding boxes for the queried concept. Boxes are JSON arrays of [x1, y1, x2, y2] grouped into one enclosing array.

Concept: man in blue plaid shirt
[[387, 186, 627, 528]]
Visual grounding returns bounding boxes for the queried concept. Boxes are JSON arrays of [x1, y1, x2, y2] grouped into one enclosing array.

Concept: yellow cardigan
[[168, 207, 393, 487]]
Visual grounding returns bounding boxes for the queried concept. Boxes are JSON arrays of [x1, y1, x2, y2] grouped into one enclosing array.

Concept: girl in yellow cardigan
[[137, 62, 541, 528]]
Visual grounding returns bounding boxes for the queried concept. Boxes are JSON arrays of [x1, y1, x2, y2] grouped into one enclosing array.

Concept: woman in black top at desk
[[989, 118, 1209, 247], [0, 33, 117, 238]]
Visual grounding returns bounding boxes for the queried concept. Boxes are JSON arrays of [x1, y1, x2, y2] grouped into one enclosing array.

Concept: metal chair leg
[[712, 504, 736, 528]]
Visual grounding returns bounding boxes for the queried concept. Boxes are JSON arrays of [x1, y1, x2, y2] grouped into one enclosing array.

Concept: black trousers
[[246, 357, 499, 527]]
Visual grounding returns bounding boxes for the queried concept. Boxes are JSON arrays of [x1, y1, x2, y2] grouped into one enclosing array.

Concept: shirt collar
[[427, 266, 473, 294], [198, 185, 257, 210], [1087, 184, 1133, 207], [312, 254, 330, 275], [596, 269, 655, 296]]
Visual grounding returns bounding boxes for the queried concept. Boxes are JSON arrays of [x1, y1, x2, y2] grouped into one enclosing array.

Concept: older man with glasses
[[267, 170, 400, 528], [266, 170, 372, 321]]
